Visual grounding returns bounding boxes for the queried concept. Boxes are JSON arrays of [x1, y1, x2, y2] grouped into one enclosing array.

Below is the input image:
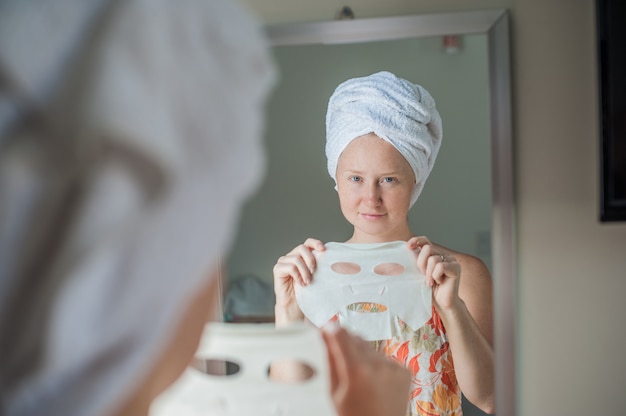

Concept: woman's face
[[336, 133, 416, 243]]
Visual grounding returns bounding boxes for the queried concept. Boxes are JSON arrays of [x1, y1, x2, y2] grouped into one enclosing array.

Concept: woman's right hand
[[273, 238, 325, 323], [322, 324, 411, 416]]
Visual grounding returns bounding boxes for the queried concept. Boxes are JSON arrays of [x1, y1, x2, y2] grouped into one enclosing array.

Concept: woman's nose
[[363, 183, 382, 206]]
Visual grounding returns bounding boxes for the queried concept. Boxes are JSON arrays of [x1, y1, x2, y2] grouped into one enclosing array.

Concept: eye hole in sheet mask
[[267, 359, 317, 383], [347, 302, 388, 313], [373, 262, 405, 276], [331, 262, 361, 274], [192, 358, 241, 376]]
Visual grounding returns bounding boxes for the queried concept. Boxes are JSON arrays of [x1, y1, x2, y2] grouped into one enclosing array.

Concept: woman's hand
[[273, 238, 325, 324], [407, 236, 462, 311], [322, 324, 411, 416], [408, 237, 496, 413]]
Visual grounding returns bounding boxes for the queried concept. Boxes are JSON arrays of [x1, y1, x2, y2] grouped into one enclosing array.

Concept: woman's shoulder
[[433, 243, 491, 280]]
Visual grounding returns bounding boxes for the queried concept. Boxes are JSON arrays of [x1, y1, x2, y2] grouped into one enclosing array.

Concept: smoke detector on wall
[[336, 6, 355, 20]]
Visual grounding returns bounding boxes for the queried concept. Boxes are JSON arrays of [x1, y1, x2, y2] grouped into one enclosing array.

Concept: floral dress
[[331, 305, 462, 416]]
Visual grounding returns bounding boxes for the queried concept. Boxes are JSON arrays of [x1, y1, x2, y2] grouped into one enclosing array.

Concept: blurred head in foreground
[[0, 0, 275, 415]]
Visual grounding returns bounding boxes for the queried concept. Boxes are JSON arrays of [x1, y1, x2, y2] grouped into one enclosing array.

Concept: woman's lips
[[360, 213, 386, 221]]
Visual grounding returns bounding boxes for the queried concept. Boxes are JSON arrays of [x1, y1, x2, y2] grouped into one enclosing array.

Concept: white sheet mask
[[150, 322, 335, 416], [295, 241, 432, 341]]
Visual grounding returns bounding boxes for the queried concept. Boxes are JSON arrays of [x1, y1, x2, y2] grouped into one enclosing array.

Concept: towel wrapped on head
[[325, 71, 443, 208], [0, 0, 275, 415]]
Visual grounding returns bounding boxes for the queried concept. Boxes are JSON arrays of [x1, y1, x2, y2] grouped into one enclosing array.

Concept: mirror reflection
[[224, 32, 496, 416], [227, 33, 491, 293]]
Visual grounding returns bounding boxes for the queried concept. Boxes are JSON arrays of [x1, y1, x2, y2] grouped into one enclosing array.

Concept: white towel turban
[[0, 0, 275, 415], [325, 71, 443, 208]]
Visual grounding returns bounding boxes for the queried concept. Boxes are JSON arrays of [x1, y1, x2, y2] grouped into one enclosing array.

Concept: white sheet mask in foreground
[[295, 241, 432, 341], [150, 322, 335, 416]]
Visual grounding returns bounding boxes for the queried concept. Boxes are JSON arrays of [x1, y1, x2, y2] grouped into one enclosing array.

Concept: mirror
[[223, 9, 515, 416]]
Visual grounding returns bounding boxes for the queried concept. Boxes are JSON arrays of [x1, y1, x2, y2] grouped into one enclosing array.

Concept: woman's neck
[[113, 392, 151, 416]]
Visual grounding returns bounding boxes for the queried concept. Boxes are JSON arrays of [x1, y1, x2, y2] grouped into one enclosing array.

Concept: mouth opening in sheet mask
[[347, 302, 388, 313]]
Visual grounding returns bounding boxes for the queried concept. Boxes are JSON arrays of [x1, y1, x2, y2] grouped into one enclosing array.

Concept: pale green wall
[[227, 35, 491, 284]]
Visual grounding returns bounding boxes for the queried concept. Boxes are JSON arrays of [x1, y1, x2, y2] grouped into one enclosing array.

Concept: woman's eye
[[350, 176, 362, 182], [382, 177, 395, 183]]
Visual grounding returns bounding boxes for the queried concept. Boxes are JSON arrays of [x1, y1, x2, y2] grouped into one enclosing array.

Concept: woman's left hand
[[407, 236, 462, 311]]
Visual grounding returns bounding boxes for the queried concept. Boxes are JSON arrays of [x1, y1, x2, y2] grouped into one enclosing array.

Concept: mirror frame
[[266, 9, 516, 415]]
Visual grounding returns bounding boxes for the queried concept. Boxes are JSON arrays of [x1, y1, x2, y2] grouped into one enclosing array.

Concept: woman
[[0, 2, 410, 416], [273, 71, 495, 415]]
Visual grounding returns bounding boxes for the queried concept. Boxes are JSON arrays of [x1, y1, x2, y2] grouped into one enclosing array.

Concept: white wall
[[514, 1, 626, 415], [241, 0, 626, 415]]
